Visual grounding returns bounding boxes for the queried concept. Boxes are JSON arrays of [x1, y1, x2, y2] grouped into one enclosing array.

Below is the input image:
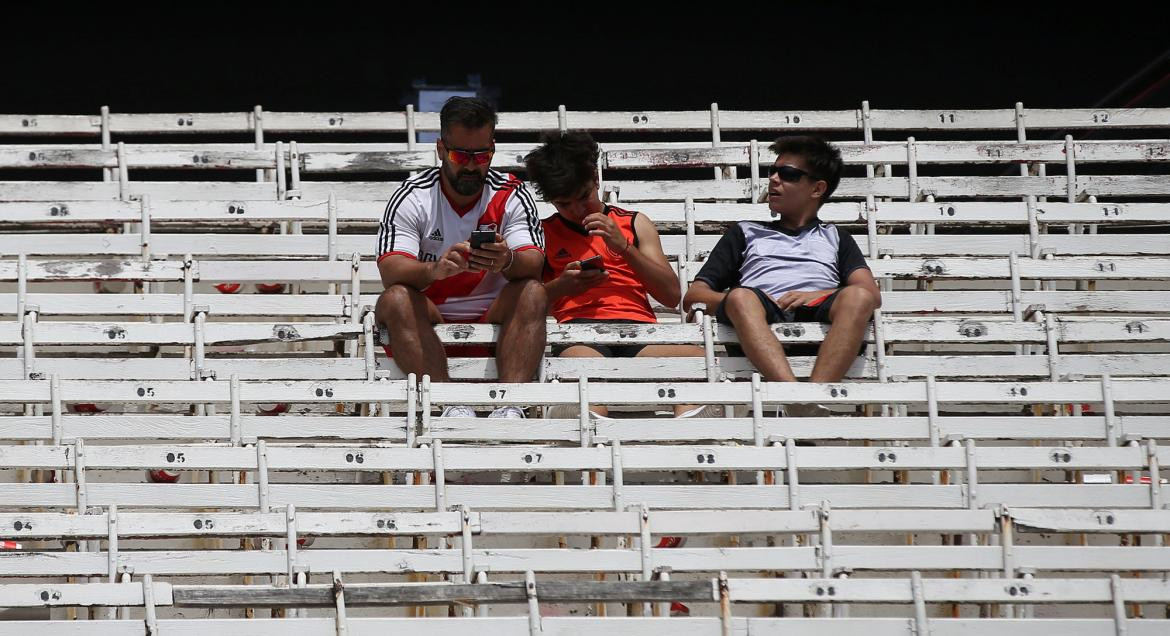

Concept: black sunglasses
[[768, 164, 811, 182]]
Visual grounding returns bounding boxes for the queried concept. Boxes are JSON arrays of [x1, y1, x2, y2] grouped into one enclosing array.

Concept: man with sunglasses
[[683, 136, 881, 416], [376, 97, 547, 419]]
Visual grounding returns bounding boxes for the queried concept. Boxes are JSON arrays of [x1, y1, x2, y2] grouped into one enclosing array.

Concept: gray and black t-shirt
[[694, 219, 869, 297]]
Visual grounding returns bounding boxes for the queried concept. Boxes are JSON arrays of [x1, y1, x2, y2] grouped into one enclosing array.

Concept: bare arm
[[623, 213, 681, 308], [682, 280, 727, 318], [504, 248, 545, 281], [378, 244, 470, 291]]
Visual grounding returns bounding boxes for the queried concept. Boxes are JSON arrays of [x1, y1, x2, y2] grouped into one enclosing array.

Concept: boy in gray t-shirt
[[683, 136, 881, 413]]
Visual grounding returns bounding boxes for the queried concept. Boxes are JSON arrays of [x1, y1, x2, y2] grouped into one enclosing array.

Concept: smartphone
[[470, 230, 496, 250], [579, 255, 605, 272]]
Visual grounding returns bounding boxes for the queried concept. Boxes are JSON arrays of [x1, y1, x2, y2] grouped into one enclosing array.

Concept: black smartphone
[[470, 230, 496, 250], [579, 255, 605, 272]]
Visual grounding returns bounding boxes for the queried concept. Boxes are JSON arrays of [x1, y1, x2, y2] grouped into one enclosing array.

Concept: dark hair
[[439, 96, 497, 138], [769, 135, 843, 202], [523, 131, 600, 200]]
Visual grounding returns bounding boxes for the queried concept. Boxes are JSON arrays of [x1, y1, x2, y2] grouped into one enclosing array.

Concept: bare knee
[[721, 287, 764, 324], [512, 278, 549, 320], [376, 285, 423, 328], [832, 286, 878, 322]]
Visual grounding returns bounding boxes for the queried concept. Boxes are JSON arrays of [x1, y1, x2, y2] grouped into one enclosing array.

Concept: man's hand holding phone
[[468, 231, 510, 273]]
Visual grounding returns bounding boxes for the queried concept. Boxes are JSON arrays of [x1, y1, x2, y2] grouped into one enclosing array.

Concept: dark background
[[4, 5, 1168, 115]]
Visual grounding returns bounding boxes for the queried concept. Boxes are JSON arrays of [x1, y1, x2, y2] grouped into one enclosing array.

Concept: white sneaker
[[674, 405, 724, 419], [784, 403, 831, 418], [546, 404, 613, 420], [489, 406, 526, 419], [544, 404, 579, 419], [441, 405, 477, 418]]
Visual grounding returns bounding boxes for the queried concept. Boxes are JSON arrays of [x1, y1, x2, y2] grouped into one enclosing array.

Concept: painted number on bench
[[328, 116, 344, 127], [136, 386, 155, 397], [12, 519, 33, 532], [489, 388, 507, 399], [1102, 206, 1122, 217], [631, 114, 649, 124], [783, 114, 802, 124], [522, 452, 542, 464], [938, 112, 957, 124], [1091, 111, 1110, 124], [1094, 510, 1117, 526], [696, 453, 717, 464], [177, 116, 195, 127], [345, 452, 365, 464], [192, 518, 214, 530], [165, 451, 186, 463], [314, 386, 335, 398], [657, 388, 677, 398]]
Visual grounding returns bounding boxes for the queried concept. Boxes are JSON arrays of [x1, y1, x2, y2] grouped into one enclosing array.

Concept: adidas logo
[[427, 228, 443, 241], [555, 248, 572, 259]]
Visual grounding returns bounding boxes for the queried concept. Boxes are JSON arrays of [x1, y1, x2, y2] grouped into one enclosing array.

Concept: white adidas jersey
[[377, 167, 544, 321]]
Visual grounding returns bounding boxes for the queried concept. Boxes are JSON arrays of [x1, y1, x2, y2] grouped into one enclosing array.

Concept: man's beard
[[445, 163, 485, 196]]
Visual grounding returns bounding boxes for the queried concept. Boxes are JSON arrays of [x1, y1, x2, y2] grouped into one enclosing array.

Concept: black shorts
[[714, 287, 851, 358], [550, 318, 650, 358], [715, 286, 840, 326]]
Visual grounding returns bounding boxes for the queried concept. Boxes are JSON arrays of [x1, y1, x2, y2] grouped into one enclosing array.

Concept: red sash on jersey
[[423, 175, 517, 308]]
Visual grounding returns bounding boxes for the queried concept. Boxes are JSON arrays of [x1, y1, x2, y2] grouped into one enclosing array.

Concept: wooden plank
[[171, 580, 713, 607], [0, 582, 171, 607], [1024, 107, 1170, 129], [0, 293, 345, 317], [0, 181, 121, 201], [0, 114, 99, 135], [301, 150, 437, 173], [106, 112, 253, 134], [0, 259, 186, 282], [1011, 509, 1170, 533], [8, 321, 362, 346], [867, 109, 1017, 130], [0, 148, 276, 170], [261, 111, 410, 133], [728, 577, 1170, 603], [0, 148, 116, 168]]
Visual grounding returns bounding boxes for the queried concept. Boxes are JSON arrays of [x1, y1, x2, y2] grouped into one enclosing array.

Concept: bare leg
[[637, 344, 709, 416], [375, 285, 448, 382], [808, 286, 878, 383], [559, 345, 609, 417], [486, 278, 548, 383], [719, 288, 797, 382]]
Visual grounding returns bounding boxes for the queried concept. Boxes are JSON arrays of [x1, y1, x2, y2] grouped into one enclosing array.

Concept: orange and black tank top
[[542, 205, 657, 323]]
